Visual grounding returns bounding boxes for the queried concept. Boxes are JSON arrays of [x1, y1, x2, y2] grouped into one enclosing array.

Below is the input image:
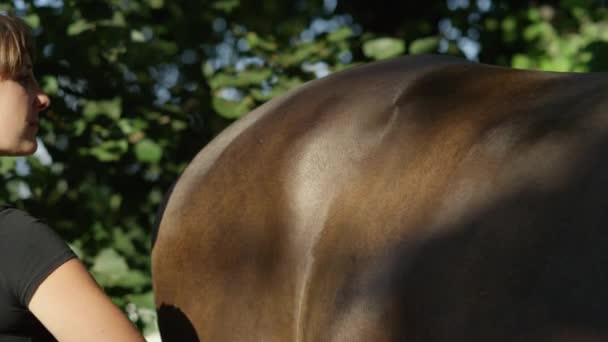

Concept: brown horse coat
[[152, 54, 608, 341]]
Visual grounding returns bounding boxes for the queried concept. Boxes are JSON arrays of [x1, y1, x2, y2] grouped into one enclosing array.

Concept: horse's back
[[152, 54, 608, 341]]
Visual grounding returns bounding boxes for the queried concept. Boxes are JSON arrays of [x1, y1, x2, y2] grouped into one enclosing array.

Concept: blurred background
[[1, 0, 607, 339]]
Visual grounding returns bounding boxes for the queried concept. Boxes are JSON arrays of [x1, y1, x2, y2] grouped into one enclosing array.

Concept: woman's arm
[[28, 258, 146, 342]]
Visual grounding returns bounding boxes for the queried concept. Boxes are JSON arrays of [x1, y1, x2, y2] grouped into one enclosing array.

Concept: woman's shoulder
[[0, 203, 76, 307], [0, 204, 72, 259], [0, 203, 28, 217], [0, 203, 15, 212], [0, 204, 70, 249], [0, 204, 46, 232]]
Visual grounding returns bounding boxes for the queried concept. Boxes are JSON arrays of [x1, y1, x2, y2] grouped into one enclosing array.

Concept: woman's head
[[0, 14, 50, 156], [0, 14, 34, 78]]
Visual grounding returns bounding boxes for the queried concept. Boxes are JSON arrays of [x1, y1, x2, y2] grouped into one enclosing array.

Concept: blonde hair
[[0, 14, 33, 78]]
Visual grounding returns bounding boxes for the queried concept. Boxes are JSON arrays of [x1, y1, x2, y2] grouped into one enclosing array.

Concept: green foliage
[[0, 158, 16, 174], [134, 139, 163, 163], [212, 95, 255, 119], [409, 36, 440, 54], [209, 68, 273, 88], [363, 37, 406, 60], [83, 98, 122, 121], [92, 248, 148, 289], [213, 0, 239, 13], [328, 27, 354, 42], [489, 3, 608, 72], [67, 20, 95, 36]]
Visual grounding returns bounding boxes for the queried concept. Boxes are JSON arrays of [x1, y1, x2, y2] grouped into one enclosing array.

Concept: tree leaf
[[146, 0, 164, 9], [213, 0, 240, 13], [24, 14, 40, 29], [512, 54, 533, 69], [409, 36, 440, 54], [92, 248, 129, 279], [67, 19, 95, 36], [87, 139, 129, 162], [363, 38, 405, 60], [131, 30, 146, 42], [41, 76, 59, 95], [91, 248, 149, 289], [328, 27, 353, 42], [83, 98, 122, 121], [277, 42, 322, 66], [209, 68, 272, 88], [245, 32, 277, 51], [0, 157, 16, 174], [212, 96, 254, 119], [134, 139, 163, 163]]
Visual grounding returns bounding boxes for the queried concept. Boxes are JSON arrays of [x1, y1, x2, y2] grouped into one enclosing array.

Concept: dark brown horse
[[152, 54, 608, 341]]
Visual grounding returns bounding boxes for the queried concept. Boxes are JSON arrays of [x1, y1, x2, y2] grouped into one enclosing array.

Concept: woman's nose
[[36, 92, 51, 111], [31, 77, 51, 112]]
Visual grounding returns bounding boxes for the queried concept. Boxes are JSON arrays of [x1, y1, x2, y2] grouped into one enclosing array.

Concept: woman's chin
[[0, 141, 38, 156], [19, 141, 38, 155]]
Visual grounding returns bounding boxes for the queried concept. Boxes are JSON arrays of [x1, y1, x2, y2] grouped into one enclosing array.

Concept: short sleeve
[[0, 206, 76, 307]]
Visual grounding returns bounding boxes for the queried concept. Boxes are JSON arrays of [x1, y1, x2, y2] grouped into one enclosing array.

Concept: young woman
[[0, 14, 145, 341]]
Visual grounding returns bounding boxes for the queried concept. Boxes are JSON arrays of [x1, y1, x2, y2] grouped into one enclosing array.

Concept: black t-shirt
[[0, 205, 76, 341]]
